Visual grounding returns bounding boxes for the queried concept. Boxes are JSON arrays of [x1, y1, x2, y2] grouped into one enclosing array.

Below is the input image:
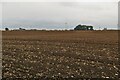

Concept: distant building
[[30, 29, 37, 30], [74, 24, 94, 30], [19, 28, 26, 30]]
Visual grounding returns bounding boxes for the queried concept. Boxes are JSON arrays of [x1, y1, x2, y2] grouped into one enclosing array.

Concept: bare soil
[[2, 30, 119, 79]]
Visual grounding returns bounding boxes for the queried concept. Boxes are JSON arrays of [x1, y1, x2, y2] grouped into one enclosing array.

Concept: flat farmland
[[2, 30, 119, 79]]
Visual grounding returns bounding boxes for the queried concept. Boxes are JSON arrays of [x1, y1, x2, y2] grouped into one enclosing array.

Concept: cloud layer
[[2, 2, 118, 30]]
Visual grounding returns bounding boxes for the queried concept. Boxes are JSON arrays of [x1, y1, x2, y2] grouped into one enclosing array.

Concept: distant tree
[[5, 28, 9, 31], [89, 26, 94, 30], [74, 24, 94, 30]]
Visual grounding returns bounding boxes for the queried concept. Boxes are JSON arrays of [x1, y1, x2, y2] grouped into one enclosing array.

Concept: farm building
[[74, 24, 94, 30]]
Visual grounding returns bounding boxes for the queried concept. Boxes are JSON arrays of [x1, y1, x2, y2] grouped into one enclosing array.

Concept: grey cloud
[[2, 2, 118, 30]]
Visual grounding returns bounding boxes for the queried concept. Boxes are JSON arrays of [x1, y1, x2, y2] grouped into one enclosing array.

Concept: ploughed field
[[2, 30, 119, 79]]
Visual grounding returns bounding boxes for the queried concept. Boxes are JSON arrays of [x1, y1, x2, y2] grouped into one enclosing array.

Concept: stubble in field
[[2, 30, 119, 79]]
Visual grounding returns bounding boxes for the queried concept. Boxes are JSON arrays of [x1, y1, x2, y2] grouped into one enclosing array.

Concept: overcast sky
[[1, 2, 118, 30]]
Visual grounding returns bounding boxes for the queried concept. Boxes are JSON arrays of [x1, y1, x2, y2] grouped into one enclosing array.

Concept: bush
[[5, 28, 9, 31]]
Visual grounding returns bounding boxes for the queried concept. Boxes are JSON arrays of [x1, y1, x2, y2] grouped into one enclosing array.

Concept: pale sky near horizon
[[0, 1, 118, 30]]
